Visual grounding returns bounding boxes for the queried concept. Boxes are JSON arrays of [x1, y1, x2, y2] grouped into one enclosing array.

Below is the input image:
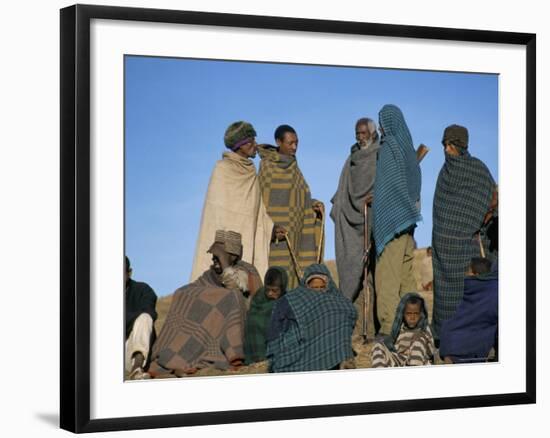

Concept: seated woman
[[244, 267, 288, 365], [266, 263, 357, 372], [439, 257, 498, 364]]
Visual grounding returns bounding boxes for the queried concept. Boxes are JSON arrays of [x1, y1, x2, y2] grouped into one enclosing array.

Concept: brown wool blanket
[[149, 264, 261, 376]]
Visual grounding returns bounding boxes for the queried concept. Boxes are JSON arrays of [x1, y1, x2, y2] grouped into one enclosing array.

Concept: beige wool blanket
[[191, 152, 273, 281]]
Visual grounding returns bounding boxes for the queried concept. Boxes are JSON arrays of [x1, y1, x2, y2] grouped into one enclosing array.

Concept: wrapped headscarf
[[224, 121, 257, 151], [442, 124, 469, 151]]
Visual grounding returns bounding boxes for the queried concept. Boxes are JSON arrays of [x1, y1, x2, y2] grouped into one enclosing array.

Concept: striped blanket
[[266, 264, 357, 372], [372, 105, 422, 257], [432, 150, 495, 337], [148, 262, 260, 376], [258, 145, 324, 289], [372, 292, 434, 367], [330, 141, 379, 300], [372, 326, 435, 367]]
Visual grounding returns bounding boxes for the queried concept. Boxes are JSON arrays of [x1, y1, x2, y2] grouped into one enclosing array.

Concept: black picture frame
[[60, 4, 536, 433]]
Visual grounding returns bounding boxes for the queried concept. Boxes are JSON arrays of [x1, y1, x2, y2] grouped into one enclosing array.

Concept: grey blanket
[[330, 141, 379, 300]]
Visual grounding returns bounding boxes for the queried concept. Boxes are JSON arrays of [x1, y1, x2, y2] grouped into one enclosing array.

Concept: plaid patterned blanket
[[149, 263, 260, 376], [266, 264, 356, 372], [372, 105, 422, 257], [258, 145, 324, 289], [330, 141, 379, 300], [432, 151, 495, 337]]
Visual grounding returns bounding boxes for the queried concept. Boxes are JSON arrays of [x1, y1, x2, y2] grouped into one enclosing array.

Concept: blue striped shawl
[[266, 264, 356, 372], [373, 105, 422, 256], [432, 150, 495, 336]]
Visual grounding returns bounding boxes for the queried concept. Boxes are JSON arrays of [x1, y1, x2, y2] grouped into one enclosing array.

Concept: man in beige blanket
[[191, 121, 273, 282]]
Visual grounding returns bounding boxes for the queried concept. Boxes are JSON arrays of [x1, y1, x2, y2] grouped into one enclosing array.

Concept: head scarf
[[442, 124, 469, 151], [224, 121, 257, 151], [385, 292, 429, 351]]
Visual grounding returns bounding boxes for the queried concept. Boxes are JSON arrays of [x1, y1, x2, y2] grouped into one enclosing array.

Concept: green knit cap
[[442, 124, 469, 150], [224, 121, 257, 150]]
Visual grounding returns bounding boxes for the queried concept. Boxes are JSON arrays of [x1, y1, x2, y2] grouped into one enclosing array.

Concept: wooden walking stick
[[477, 233, 486, 258], [317, 210, 325, 264], [362, 201, 371, 343], [284, 232, 303, 280], [416, 144, 430, 163]]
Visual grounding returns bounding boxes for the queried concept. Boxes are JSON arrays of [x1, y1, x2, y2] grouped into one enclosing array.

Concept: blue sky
[[125, 56, 498, 297]]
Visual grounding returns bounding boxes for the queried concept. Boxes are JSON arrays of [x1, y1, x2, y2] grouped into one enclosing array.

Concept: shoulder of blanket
[[128, 279, 157, 299], [467, 155, 493, 176], [258, 144, 279, 160]]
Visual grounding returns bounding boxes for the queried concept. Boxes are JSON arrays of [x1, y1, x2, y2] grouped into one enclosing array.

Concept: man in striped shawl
[[371, 293, 434, 368], [330, 118, 380, 339], [258, 125, 325, 290], [266, 263, 357, 372], [372, 105, 422, 336], [432, 124, 497, 339]]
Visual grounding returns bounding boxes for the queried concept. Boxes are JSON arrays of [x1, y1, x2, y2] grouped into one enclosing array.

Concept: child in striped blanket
[[371, 293, 435, 367]]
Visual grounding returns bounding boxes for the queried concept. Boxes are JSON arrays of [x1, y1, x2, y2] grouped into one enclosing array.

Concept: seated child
[[371, 293, 434, 367], [243, 267, 288, 364], [439, 257, 498, 364], [266, 263, 357, 372]]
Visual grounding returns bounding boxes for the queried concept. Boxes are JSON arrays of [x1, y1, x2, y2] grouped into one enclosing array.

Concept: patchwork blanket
[[258, 145, 324, 289]]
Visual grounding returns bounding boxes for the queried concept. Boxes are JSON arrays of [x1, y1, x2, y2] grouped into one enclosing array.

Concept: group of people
[[124, 104, 499, 379]]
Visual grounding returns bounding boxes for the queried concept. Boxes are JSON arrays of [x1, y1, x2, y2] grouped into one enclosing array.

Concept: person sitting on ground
[[125, 256, 158, 380], [148, 230, 262, 377], [371, 293, 434, 367], [439, 257, 498, 364], [243, 267, 288, 365], [266, 263, 357, 372]]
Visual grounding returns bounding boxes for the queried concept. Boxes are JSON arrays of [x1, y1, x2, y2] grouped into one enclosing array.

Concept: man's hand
[[312, 200, 325, 219], [365, 193, 374, 206], [272, 225, 287, 242]]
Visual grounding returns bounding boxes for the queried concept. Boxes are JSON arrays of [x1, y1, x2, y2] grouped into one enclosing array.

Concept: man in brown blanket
[[148, 230, 262, 377]]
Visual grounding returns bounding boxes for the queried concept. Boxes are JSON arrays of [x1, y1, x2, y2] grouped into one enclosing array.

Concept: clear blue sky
[[125, 55, 498, 297]]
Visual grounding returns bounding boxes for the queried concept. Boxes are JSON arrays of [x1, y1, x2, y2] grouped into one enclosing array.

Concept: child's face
[[307, 278, 327, 291], [265, 285, 282, 300], [404, 302, 422, 329]]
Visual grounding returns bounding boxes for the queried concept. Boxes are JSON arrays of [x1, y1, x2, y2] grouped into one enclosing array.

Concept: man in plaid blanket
[[266, 263, 357, 373], [432, 124, 497, 339], [148, 230, 262, 377]]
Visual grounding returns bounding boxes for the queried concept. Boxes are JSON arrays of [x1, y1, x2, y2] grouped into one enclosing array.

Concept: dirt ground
[[149, 248, 435, 378]]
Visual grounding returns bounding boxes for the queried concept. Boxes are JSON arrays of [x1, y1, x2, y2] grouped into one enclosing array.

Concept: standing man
[[191, 121, 273, 282], [125, 256, 158, 379], [258, 124, 325, 290], [432, 124, 497, 339], [330, 117, 380, 339], [372, 105, 422, 337]]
